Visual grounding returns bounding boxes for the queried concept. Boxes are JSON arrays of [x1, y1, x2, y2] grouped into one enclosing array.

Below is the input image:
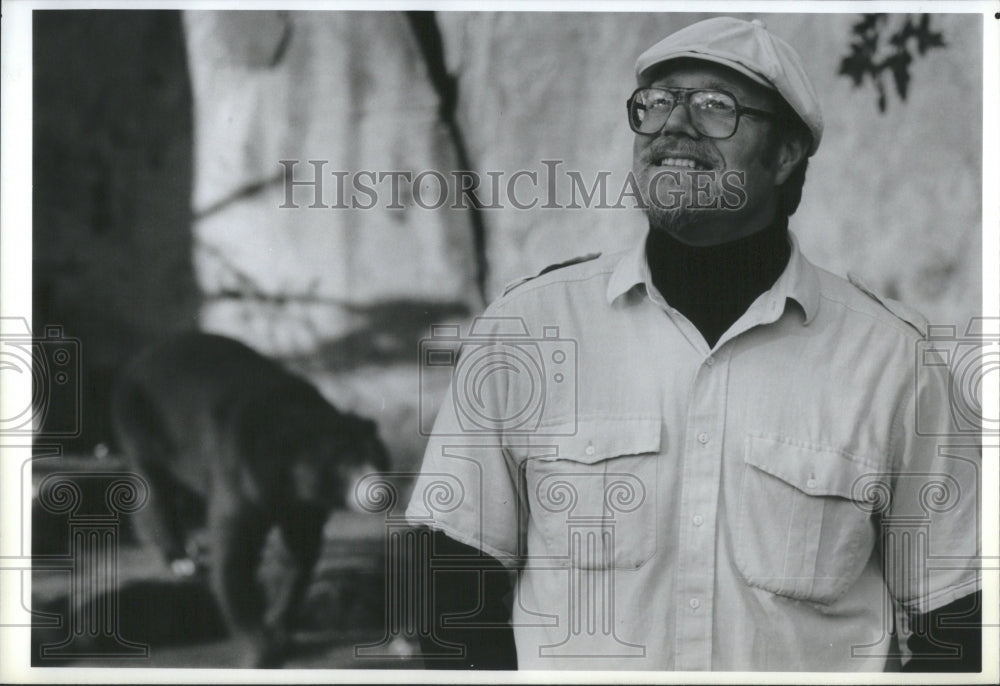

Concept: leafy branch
[[839, 14, 946, 112]]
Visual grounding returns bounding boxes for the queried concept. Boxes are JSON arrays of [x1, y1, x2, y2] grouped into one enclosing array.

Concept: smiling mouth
[[654, 156, 713, 170]]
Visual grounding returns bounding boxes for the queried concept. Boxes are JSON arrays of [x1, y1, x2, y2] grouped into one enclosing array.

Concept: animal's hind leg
[[259, 505, 327, 665], [207, 496, 272, 667]]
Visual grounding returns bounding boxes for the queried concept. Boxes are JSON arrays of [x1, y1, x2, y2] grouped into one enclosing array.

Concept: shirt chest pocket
[[736, 434, 881, 605], [520, 418, 660, 570]]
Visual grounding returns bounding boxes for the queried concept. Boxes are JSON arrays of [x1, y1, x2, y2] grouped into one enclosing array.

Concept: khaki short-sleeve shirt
[[405, 231, 981, 671]]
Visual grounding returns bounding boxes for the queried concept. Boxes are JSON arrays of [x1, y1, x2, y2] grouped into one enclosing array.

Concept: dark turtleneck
[[645, 214, 791, 348]]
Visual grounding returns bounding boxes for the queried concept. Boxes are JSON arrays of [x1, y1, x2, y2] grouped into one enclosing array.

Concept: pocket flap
[[525, 417, 662, 464], [744, 434, 878, 500]]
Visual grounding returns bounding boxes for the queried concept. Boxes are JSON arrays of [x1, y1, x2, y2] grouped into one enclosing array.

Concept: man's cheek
[[717, 171, 746, 210], [632, 135, 648, 160]]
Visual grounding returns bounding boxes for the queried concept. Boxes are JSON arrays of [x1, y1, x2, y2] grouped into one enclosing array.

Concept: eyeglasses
[[626, 87, 777, 139]]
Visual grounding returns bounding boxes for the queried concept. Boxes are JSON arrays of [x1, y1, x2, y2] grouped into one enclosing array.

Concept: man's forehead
[[645, 59, 777, 103]]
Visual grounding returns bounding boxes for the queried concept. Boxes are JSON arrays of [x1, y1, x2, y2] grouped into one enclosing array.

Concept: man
[[405, 17, 981, 671]]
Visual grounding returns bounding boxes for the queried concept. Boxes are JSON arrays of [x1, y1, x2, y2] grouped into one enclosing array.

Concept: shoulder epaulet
[[847, 272, 928, 337], [502, 253, 602, 296]]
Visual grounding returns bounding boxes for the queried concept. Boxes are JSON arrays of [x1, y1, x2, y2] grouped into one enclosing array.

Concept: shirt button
[[697, 432, 709, 444], [705, 356, 714, 367], [689, 598, 700, 610], [806, 478, 817, 489], [692, 515, 703, 527], [585, 444, 596, 456]]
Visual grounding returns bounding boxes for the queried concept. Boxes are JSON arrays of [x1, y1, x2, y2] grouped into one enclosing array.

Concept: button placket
[[674, 348, 729, 670]]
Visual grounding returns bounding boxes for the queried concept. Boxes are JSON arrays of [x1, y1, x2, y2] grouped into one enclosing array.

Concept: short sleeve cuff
[[898, 574, 981, 617], [403, 501, 521, 568]]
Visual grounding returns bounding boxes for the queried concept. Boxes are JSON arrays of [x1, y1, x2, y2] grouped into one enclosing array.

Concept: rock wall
[[182, 11, 482, 469]]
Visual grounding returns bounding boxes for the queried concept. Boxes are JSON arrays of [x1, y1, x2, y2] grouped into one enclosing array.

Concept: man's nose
[[659, 102, 700, 138]]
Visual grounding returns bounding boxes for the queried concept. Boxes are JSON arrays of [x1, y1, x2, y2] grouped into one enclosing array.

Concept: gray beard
[[646, 204, 698, 238], [637, 167, 720, 239]]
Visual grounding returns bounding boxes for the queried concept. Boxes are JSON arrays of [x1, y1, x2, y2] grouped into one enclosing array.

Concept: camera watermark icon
[[0, 317, 81, 438], [915, 317, 999, 436], [418, 316, 578, 436]]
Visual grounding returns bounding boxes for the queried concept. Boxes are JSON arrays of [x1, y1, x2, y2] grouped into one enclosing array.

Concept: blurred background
[[28, 8, 983, 669]]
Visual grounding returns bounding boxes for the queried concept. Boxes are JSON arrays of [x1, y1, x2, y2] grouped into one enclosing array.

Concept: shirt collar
[[606, 227, 821, 325], [605, 233, 650, 304]]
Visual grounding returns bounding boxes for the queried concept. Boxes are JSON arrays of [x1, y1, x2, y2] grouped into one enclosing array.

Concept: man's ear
[[773, 132, 808, 186]]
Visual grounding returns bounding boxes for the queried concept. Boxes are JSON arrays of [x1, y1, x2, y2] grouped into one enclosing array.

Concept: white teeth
[[657, 157, 698, 168]]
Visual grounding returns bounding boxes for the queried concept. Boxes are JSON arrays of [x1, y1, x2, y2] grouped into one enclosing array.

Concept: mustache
[[644, 136, 722, 169]]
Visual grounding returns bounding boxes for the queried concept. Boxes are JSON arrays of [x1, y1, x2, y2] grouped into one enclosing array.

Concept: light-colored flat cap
[[635, 16, 823, 155]]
